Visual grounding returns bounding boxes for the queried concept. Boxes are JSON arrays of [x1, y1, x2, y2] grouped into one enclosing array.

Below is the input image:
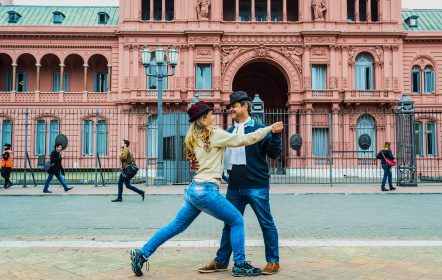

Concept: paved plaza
[[1, 185, 442, 279]]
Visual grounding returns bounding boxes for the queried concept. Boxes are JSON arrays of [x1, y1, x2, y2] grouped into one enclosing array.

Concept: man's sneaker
[[130, 249, 147, 277], [262, 262, 280, 275], [198, 260, 228, 273], [232, 261, 262, 277]]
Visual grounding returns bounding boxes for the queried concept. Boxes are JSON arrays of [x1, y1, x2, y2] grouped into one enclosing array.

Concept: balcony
[[303, 89, 340, 103], [344, 90, 396, 104], [0, 91, 111, 104]]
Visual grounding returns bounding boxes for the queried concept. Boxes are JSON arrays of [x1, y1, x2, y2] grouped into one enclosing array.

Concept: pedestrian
[[1, 143, 14, 189], [197, 91, 282, 275], [111, 140, 145, 202], [43, 143, 73, 193], [129, 101, 284, 277], [376, 141, 396, 192]]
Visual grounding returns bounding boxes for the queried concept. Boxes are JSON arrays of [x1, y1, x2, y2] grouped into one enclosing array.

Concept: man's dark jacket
[[49, 150, 64, 175], [226, 120, 282, 189]]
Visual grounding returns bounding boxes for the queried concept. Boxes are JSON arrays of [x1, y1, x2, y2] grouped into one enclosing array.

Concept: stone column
[[11, 63, 17, 92], [330, 46, 336, 89], [235, 0, 239, 20], [150, 0, 154, 20], [214, 45, 221, 99], [367, 0, 371, 21], [302, 46, 310, 90], [283, 0, 287, 21], [162, 0, 165, 20], [35, 63, 41, 92], [267, 0, 271, 21], [342, 47, 349, 89], [83, 64, 89, 92], [251, 0, 255, 21], [107, 64, 112, 92], [306, 108, 313, 158], [355, 0, 359, 21], [59, 64, 65, 92]]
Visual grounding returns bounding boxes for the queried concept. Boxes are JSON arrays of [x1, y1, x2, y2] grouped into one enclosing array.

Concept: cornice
[[0, 44, 112, 49], [0, 32, 117, 39]]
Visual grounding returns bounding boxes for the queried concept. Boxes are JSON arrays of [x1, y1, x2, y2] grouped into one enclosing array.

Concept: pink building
[[0, 0, 441, 184]]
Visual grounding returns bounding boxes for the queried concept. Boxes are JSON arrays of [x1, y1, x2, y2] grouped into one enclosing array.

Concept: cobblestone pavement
[[1, 193, 442, 279]]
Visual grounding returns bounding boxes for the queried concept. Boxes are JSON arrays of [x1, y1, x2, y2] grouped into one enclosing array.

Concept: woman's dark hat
[[187, 101, 213, 122], [227, 91, 251, 109], [3, 143, 11, 149]]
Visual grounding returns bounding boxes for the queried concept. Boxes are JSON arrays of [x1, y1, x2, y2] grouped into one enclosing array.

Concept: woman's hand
[[271, 122, 284, 133]]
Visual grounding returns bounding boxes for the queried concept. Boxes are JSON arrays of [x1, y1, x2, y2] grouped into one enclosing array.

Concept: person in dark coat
[[376, 141, 396, 192], [43, 144, 73, 193]]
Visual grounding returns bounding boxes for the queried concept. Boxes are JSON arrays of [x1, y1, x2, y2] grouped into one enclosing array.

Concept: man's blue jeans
[[215, 188, 279, 265], [43, 170, 69, 191], [139, 181, 246, 266], [117, 173, 143, 199], [381, 163, 393, 188]]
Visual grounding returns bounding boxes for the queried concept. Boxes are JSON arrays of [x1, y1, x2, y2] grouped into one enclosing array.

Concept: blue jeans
[[215, 188, 279, 265], [381, 163, 393, 188], [43, 170, 69, 191], [139, 181, 246, 266], [116, 173, 143, 199]]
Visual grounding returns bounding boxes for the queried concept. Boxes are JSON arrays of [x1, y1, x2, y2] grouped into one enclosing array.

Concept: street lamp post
[[141, 46, 179, 185]]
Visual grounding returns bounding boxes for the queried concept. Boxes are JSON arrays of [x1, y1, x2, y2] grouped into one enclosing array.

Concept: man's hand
[[271, 121, 284, 133]]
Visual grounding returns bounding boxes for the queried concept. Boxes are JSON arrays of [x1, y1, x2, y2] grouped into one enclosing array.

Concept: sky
[[10, 0, 442, 9]]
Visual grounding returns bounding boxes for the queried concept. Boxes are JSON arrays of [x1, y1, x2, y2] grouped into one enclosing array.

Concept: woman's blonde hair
[[185, 112, 214, 166], [384, 141, 391, 149]]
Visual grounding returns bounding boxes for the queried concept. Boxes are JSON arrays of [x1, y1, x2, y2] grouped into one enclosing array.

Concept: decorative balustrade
[[344, 90, 395, 103], [304, 89, 339, 102], [1, 91, 110, 103]]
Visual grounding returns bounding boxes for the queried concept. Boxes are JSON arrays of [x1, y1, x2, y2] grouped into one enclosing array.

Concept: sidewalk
[[1, 183, 441, 195]]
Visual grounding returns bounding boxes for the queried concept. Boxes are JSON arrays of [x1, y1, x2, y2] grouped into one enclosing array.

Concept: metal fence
[[1, 107, 441, 186]]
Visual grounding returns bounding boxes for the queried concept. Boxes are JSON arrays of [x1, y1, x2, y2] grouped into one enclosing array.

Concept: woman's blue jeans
[[381, 163, 393, 188], [139, 181, 246, 266]]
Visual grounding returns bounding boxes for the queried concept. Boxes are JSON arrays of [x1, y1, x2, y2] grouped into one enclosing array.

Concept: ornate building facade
[[0, 0, 441, 183]]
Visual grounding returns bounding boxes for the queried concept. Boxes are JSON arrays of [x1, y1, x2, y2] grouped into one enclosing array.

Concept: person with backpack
[[1, 143, 14, 189], [43, 143, 73, 193], [376, 141, 396, 192], [111, 139, 145, 202]]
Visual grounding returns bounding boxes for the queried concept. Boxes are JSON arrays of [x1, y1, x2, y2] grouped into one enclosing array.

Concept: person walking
[[129, 101, 284, 277], [43, 144, 73, 193], [376, 141, 396, 192], [1, 143, 14, 189], [198, 91, 282, 275], [111, 140, 145, 202]]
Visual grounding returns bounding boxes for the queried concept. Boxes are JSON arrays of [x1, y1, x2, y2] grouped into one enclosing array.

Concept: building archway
[[232, 61, 288, 109]]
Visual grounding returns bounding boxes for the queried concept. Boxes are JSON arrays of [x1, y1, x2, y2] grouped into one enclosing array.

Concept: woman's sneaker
[[232, 261, 262, 277], [130, 249, 148, 277]]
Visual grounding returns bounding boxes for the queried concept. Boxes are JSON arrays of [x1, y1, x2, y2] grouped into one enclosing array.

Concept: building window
[[356, 114, 376, 158], [7, 11, 21, 23], [147, 56, 167, 90], [287, 0, 299, 21], [82, 120, 94, 156], [271, 0, 282, 21], [426, 122, 437, 156], [358, 0, 367, 21], [141, 0, 150, 20], [370, 0, 378, 21], [1, 120, 12, 146], [48, 120, 60, 152], [97, 120, 107, 156], [223, 0, 235, 21], [411, 66, 421, 93], [52, 11, 65, 24], [6, 72, 28, 92], [239, 1, 251, 21], [347, 0, 355, 21], [94, 73, 108, 92], [153, 0, 162, 20], [195, 64, 212, 90], [355, 54, 374, 90], [406, 16, 419, 28], [424, 66, 435, 94], [255, 0, 267, 21], [97, 12, 109, 24], [415, 122, 423, 156], [35, 120, 46, 156], [312, 128, 329, 157], [53, 72, 69, 92], [311, 65, 327, 90], [165, 0, 174, 21]]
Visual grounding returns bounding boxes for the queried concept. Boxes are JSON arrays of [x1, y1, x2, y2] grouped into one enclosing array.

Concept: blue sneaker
[[130, 249, 148, 277], [232, 261, 262, 277]]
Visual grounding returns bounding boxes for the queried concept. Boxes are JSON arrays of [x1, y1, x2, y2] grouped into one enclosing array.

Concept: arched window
[[97, 120, 107, 156], [414, 121, 423, 156], [82, 120, 94, 156], [424, 66, 435, 94], [1, 120, 13, 146], [355, 54, 374, 90], [411, 66, 421, 94], [35, 120, 46, 156], [356, 114, 376, 158], [426, 122, 437, 156]]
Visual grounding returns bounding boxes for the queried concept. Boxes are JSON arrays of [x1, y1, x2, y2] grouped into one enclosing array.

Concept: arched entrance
[[232, 61, 288, 109]]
